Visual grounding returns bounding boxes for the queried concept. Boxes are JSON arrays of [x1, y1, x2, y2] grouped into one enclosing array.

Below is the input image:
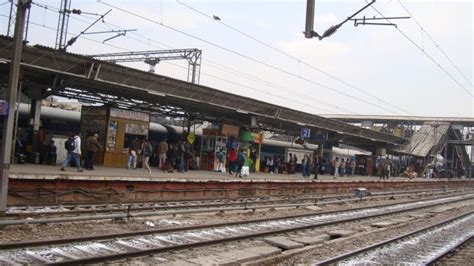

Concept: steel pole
[[0, 0, 31, 216], [304, 0, 315, 38]]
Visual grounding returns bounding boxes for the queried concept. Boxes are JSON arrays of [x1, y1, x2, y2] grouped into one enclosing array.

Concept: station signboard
[[110, 108, 149, 122], [300, 128, 311, 139]]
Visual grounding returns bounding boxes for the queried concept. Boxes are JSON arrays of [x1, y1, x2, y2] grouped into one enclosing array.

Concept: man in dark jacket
[[84, 133, 103, 170]]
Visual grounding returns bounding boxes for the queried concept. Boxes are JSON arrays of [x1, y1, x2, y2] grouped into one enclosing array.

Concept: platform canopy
[[0, 36, 407, 148]]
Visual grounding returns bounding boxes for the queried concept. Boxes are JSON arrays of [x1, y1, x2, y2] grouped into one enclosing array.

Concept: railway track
[[0, 193, 472, 264], [428, 236, 474, 265], [316, 211, 474, 265], [1, 188, 460, 226]]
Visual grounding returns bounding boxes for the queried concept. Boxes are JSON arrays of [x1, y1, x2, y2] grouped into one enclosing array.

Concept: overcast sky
[[1, 0, 472, 117]]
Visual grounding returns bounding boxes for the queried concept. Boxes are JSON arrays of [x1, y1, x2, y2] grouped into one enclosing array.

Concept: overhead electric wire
[[29, 0, 355, 114], [97, 0, 405, 115], [399, 0, 473, 87], [367, 1, 473, 97], [166, 60, 338, 114], [0, 12, 337, 115], [26, 3, 356, 114], [176, 0, 414, 116]]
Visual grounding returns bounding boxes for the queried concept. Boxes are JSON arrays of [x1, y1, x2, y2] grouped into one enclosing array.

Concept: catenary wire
[[176, 0, 414, 116], [97, 0, 405, 115], [28, 1, 355, 114], [366, 1, 473, 97], [399, 0, 473, 87], [0, 13, 337, 115]]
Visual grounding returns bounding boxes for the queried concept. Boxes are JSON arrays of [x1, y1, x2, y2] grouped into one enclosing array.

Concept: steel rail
[[5, 188, 454, 218], [7, 187, 444, 208], [1, 193, 471, 250], [0, 189, 464, 226], [0, 194, 472, 264], [315, 212, 474, 265], [426, 236, 474, 265]]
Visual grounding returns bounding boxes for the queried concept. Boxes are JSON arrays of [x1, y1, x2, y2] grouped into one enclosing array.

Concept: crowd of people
[[52, 132, 466, 180]]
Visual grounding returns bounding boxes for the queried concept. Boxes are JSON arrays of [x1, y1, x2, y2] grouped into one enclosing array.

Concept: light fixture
[[236, 109, 248, 114], [148, 91, 166, 97]]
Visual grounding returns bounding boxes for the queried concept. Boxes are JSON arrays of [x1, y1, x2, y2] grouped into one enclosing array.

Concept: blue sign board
[[300, 128, 311, 139], [0, 100, 8, 116]]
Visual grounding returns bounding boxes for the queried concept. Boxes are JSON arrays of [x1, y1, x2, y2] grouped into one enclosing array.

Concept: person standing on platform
[[302, 154, 308, 177], [313, 155, 320, 179], [287, 153, 293, 175], [267, 156, 274, 174], [273, 155, 280, 174], [127, 137, 139, 169], [227, 148, 237, 175], [333, 157, 340, 179], [306, 154, 312, 177], [236, 150, 246, 178], [176, 140, 185, 173], [350, 158, 356, 177], [340, 158, 346, 177], [216, 148, 225, 172], [158, 139, 168, 171], [141, 138, 153, 175], [84, 133, 102, 170], [292, 154, 298, 174], [43, 140, 57, 165], [165, 144, 176, 173], [61, 132, 83, 172]]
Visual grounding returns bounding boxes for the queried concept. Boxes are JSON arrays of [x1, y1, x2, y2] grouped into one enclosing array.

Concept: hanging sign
[[187, 132, 196, 144], [300, 128, 311, 139]]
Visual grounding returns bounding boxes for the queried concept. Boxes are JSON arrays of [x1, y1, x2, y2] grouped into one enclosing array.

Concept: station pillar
[[29, 87, 42, 155], [0, 0, 31, 216]]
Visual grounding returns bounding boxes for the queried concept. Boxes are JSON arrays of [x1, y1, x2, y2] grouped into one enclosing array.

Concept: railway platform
[[7, 164, 474, 205]]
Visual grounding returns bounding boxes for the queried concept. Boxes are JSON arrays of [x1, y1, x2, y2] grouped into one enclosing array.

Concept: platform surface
[[9, 164, 455, 183]]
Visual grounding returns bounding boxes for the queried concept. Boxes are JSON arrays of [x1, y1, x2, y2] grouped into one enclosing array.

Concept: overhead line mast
[[92, 49, 202, 84]]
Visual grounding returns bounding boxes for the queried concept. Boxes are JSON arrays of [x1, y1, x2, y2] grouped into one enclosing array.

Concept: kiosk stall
[[200, 124, 239, 171], [80, 106, 149, 167]]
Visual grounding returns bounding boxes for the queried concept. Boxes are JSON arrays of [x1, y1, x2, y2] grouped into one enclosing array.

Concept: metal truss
[[0, 36, 407, 147], [91, 48, 202, 83]]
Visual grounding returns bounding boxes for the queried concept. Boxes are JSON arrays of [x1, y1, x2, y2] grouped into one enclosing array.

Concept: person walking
[[84, 133, 103, 170], [127, 138, 139, 169], [61, 132, 83, 172], [141, 138, 153, 175], [157, 139, 168, 171]]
